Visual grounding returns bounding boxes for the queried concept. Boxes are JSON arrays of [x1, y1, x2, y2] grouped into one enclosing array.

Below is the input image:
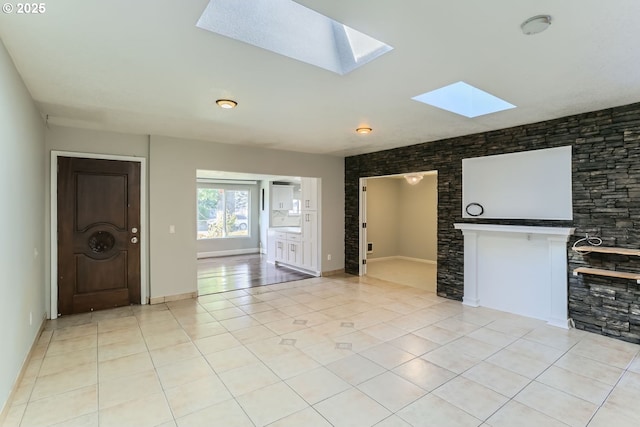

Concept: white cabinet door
[[302, 212, 317, 243], [301, 177, 318, 211], [288, 241, 301, 265], [274, 239, 286, 262], [272, 185, 293, 210], [302, 239, 317, 271]]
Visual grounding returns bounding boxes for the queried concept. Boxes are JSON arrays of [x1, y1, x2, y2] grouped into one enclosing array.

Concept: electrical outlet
[[169, 225, 176, 234], [29, 312, 32, 326], [327, 254, 332, 260]]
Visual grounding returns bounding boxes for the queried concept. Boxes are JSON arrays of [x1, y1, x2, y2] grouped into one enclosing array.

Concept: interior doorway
[[359, 171, 438, 292]]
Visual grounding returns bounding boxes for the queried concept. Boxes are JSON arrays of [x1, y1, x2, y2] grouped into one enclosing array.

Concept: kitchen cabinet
[[271, 185, 293, 210], [301, 177, 318, 210]]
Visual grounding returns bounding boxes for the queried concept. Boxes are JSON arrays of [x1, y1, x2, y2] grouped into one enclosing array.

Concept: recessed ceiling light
[[412, 81, 516, 118], [216, 99, 237, 109], [521, 15, 552, 35], [356, 127, 372, 134]]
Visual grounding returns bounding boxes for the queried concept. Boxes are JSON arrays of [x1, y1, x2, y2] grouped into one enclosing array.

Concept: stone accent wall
[[345, 102, 640, 343]]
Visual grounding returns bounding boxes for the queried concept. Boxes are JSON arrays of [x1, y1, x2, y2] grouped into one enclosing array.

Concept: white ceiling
[[1, 1, 640, 157]]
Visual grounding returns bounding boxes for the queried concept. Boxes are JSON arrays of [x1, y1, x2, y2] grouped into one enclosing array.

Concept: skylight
[[412, 81, 516, 118], [196, 0, 392, 75]]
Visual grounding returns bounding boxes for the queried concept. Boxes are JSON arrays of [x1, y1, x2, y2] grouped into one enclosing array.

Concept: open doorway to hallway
[[360, 171, 438, 292]]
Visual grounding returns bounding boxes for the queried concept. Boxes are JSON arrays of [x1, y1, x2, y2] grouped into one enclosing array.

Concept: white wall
[[44, 125, 150, 314], [149, 135, 344, 298], [399, 174, 438, 260], [0, 39, 46, 413], [366, 178, 400, 258], [366, 175, 437, 261]]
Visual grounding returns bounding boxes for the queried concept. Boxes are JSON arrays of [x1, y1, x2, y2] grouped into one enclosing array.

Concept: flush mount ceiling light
[[356, 127, 372, 134], [404, 174, 423, 185], [521, 15, 552, 35], [412, 81, 516, 118], [216, 99, 237, 109], [197, 0, 392, 75]]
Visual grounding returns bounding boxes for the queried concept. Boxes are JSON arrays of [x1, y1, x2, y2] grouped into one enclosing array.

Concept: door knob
[[132, 227, 138, 233], [131, 237, 138, 244]]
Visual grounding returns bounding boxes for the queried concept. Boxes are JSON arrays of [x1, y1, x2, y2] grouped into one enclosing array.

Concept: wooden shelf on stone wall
[[573, 246, 640, 257], [573, 267, 640, 284]]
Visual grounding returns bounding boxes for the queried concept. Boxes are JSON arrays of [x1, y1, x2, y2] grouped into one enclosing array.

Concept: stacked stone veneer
[[345, 102, 640, 343]]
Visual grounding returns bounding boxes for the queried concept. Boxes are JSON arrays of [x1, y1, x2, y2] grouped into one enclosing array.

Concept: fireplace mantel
[[454, 223, 575, 328]]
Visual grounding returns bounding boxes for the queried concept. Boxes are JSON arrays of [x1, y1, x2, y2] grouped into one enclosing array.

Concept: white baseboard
[[197, 248, 260, 259], [367, 255, 436, 265]]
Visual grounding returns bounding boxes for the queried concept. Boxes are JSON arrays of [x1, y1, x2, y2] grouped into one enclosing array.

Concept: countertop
[[269, 226, 301, 233]]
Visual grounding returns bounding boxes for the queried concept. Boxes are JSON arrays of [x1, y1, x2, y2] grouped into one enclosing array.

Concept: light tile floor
[[3, 275, 640, 427]]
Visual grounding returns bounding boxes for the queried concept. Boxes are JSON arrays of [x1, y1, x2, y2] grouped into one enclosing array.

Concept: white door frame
[[50, 151, 148, 319], [359, 178, 368, 276]]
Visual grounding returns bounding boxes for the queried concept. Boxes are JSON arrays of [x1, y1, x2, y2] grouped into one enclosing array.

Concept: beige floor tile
[[245, 336, 299, 360], [205, 345, 260, 373], [553, 352, 624, 386], [193, 332, 242, 355], [181, 321, 227, 340], [209, 306, 247, 321], [97, 328, 144, 347], [1, 403, 26, 427], [413, 325, 463, 345], [300, 340, 353, 365], [156, 356, 214, 389], [486, 348, 551, 379], [39, 347, 96, 377], [314, 388, 392, 427], [219, 315, 261, 331], [392, 357, 456, 391], [90, 307, 133, 322], [589, 403, 639, 427], [568, 338, 637, 369], [48, 411, 98, 427], [164, 375, 232, 418], [272, 304, 312, 317], [358, 372, 426, 412], [373, 415, 413, 427], [537, 365, 613, 405], [138, 319, 181, 336], [604, 378, 640, 422], [462, 361, 530, 397], [250, 308, 292, 324], [514, 381, 598, 427], [176, 399, 253, 427], [361, 323, 407, 342], [285, 366, 351, 404], [199, 299, 236, 312], [237, 381, 309, 426], [388, 333, 440, 356], [359, 343, 415, 369], [267, 407, 332, 427], [99, 391, 173, 427], [263, 349, 321, 379], [628, 354, 640, 374], [21, 385, 97, 427], [46, 334, 97, 357], [238, 301, 276, 314], [52, 323, 97, 341], [30, 362, 97, 401], [433, 376, 509, 420], [327, 354, 386, 386], [149, 341, 201, 367], [99, 370, 163, 409], [264, 318, 310, 335], [442, 336, 501, 360], [421, 345, 482, 374], [143, 328, 191, 350], [334, 330, 382, 352], [506, 338, 566, 364], [435, 317, 482, 335], [97, 316, 139, 333], [467, 327, 518, 348], [397, 394, 481, 427], [486, 316, 546, 337], [487, 400, 569, 427], [522, 325, 584, 351], [280, 329, 333, 349], [98, 352, 154, 381], [218, 362, 281, 396], [97, 339, 147, 362], [232, 324, 278, 344], [10, 380, 35, 406]]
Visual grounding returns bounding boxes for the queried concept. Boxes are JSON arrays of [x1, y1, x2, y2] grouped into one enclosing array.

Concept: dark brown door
[[57, 157, 141, 315]]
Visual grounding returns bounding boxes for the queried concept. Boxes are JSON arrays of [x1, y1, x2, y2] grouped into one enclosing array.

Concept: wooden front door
[[57, 157, 141, 315]]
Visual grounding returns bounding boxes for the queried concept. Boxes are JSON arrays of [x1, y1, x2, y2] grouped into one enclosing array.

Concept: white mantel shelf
[[454, 223, 575, 329]]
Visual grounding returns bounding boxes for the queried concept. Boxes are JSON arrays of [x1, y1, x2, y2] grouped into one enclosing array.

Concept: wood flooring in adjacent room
[[198, 254, 314, 295]]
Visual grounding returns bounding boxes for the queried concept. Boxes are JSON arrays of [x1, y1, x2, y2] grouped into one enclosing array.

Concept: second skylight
[[412, 82, 516, 118], [196, 0, 393, 75]]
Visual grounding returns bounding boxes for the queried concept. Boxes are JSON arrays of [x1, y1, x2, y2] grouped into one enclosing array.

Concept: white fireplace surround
[[454, 223, 575, 329]]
